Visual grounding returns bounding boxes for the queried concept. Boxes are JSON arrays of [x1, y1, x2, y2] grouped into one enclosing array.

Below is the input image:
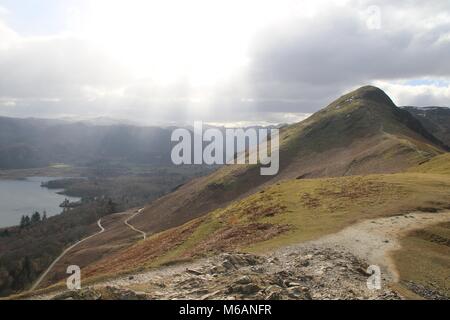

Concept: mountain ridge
[[131, 85, 447, 235], [402, 105, 450, 147], [11, 86, 450, 298]]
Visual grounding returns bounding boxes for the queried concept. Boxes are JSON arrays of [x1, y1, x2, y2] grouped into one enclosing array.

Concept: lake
[[0, 177, 80, 228]]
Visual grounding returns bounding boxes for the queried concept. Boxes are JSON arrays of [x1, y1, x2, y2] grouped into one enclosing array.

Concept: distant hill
[[403, 106, 450, 147], [0, 117, 279, 170], [0, 117, 176, 169], [132, 86, 448, 235], [80, 144, 450, 294], [16, 86, 450, 297]]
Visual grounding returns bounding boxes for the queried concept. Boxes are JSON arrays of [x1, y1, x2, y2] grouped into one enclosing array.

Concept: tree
[[0, 229, 10, 237], [23, 256, 35, 282], [0, 266, 13, 293], [24, 215, 31, 227], [13, 257, 35, 290], [20, 215, 26, 229], [20, 215, 31, 228], [61, 199, 70, 208], [31, 212, 41, 224], [106, 198, 117, 214]]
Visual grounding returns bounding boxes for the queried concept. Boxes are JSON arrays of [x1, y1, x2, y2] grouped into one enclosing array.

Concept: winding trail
[[57, 212, 450, 299], [30, 219, 105, 291], [28, 211, 450, 299], [124, 208, 146, 240], [293, 211, 450, 282]]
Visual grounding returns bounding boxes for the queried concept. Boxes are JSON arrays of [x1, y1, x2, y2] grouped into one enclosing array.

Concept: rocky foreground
[[51, 245, 401, 300], [39, 212, 450, 301]]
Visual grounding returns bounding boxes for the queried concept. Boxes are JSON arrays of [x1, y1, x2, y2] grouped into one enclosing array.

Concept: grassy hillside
[[20, 86, 450, 296], [392, 221, 450, 299], [81, 169, 450, 281], [133, 86, 446, 236], [409, 153, 450, 175], [391, 155, 450, 299]]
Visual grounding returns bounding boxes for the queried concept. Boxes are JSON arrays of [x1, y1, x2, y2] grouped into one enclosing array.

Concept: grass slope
[[392, 221, 450, 299], [133, 86, 445, 236], [81, 169, 450, 283], [22, 87, 449, 295], [409, 153, 450, 175]]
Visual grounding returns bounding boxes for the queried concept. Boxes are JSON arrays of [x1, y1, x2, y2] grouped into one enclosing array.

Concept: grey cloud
[[0, 1, 449, 123], [0, 36, 130, 99], [237, 2, 450, 114], [249, 8, 450, 87]]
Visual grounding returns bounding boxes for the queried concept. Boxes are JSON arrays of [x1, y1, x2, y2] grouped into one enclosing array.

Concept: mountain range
[[0, 117, 176, 169], [4, 85, 450, 300], [130, 86, 449, 235], [402, 106, 450, 147]]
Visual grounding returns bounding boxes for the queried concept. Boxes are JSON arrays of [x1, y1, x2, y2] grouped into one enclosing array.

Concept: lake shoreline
[[0, 176, 81, 229]]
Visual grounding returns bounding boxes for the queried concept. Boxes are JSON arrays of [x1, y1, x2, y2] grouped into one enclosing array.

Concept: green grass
[[245, 173, 450, 253], [56, 168, 450, 291], [136, 172, 450, 260], [147, 213, 224, 266], [392, 221, 450, 298], [409, 153, 450, 175]]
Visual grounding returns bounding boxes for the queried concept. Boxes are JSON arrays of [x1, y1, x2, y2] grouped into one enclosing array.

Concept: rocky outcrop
[[52, 247, 401, 300], [52, 286, 148, 300]]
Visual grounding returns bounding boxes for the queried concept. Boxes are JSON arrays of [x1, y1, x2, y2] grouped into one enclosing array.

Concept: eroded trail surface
[[32, 212, 450, 300], [301, 211, 450, 282]]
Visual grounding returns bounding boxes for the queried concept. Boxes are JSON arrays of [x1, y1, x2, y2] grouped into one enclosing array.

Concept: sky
[[0, 0, 449, 126]]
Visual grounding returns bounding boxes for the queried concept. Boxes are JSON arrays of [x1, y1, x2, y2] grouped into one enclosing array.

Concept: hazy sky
[[0, 0, 449, 125]]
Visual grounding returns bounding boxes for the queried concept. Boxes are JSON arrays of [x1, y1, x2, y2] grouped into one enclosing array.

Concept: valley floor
[[29, 211, 450, 300]]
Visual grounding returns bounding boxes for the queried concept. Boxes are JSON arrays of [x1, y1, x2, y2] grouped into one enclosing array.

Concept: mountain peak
[[322, 85, 396, 115], [314, 85, 449, 152], [349, 85, 396, 107]]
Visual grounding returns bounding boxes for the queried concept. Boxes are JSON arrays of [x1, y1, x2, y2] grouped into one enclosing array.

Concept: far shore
[[0, 165, 84, 180]]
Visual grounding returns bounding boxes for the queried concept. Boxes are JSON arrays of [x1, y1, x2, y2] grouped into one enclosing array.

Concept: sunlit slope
[[393, 221, 450, 299], [83, 170, 450, 280], [133, 86, 446, 235], [409, 153, 450, 175]]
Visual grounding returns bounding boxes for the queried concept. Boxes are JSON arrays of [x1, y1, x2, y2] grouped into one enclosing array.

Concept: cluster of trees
[[19, 211, 47, 229], [0, 198, 119, 297], [45, 166, 214, 212], [0, 257, 37, 294], [0, 165, 214, 297], [0, 229, 10, 238]]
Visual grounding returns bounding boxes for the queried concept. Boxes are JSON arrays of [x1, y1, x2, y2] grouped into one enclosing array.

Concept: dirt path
[[29, 219, 105, 292], [103, 211, 450, 294], [292, 211, 450, 282], [29, 211, 450, 300], [124, 208, 146, 240]]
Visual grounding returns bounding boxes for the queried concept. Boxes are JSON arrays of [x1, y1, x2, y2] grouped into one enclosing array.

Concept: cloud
[[0, 14, 18, 50], [244, 0, 450, 113], [250, 16, 450, 85], [0, 34, 130, 99], [375, 80, 450, 107], [0, 5, 10, 17], [0, 1, 449, 124]]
